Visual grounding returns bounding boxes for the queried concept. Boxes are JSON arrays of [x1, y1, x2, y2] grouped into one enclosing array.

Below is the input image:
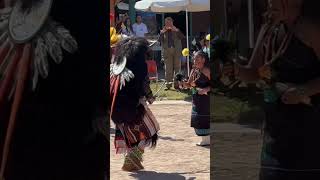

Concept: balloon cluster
[[110, 27, 129, 47], [110, 27, 120, 46], [182, 48, 189, 57], [181, 33, 211, 57], [205, 34, 210, 41]]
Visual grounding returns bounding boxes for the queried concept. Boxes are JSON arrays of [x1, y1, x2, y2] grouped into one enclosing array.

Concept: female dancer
[[110, 37, 159, 171], [180, 51, 211, 146], [236, 0, 320, 179]]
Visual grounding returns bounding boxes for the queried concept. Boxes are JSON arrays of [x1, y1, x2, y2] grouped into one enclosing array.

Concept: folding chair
[[146, 59, 166, 98]]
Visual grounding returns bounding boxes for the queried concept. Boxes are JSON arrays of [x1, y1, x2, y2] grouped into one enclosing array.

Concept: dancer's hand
[[281, 87, 311, 105], [198, 88, 209, 95], [182, 81, 192, 88]]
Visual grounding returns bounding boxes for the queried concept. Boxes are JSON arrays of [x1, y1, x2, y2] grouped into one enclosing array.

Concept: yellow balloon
[[110, 34, 119, 45], [206, 34, 211, 41], [182, 48, 189, 57], [110, 27, 116, 37]]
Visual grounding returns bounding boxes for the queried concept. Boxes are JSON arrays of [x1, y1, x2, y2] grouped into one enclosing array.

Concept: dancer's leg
[[195, 129, 210, 146], [164, 48, 174, 89], [122, 145, 144, 172]]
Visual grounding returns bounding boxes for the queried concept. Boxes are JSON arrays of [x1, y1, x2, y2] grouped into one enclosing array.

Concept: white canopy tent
[[135, 0, 209, 13], [117, 2, 129, 11], [135, 0, 210, 76]]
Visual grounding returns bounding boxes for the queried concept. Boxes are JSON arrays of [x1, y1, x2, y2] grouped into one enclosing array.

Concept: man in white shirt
[[132, 15, 148, 37]]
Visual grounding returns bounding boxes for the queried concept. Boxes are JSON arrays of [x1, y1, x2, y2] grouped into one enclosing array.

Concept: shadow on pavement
[[129, 171, 186, 180], [197, 145, 210, 149], [187, 177, 196, 180], [159, 135, 184, 142]]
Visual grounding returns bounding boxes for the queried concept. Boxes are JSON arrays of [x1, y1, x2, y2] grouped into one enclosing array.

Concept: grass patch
[[211, 84, 266, 124], [150, 82, 192, 100], [211, 94, 264, 124], [211, 95, 249, 122]]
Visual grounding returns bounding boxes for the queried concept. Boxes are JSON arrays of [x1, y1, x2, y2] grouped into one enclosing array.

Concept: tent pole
[[129, 0, 136, 24], [248, 0, 254, 48]]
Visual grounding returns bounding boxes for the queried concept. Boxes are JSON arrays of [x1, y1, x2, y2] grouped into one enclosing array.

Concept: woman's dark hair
[[194, 50, 210, 68], [124, 18, 134, 33]]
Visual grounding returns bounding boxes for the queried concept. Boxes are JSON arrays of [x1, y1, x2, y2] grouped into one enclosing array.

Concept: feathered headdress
[[0, 1, 78, 178], [109, 28, 133, 118]]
